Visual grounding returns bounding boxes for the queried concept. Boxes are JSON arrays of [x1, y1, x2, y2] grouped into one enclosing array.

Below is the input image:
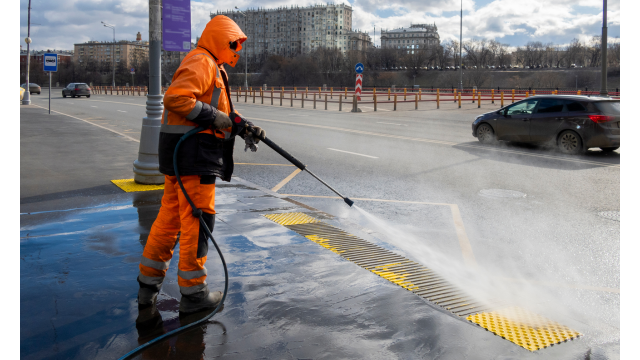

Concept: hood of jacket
[[197, 15, 247, 67]]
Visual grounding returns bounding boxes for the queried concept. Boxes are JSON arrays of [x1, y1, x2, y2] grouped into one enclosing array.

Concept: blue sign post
[[355, 63, 364, 74], [43, 53, 58, 114]]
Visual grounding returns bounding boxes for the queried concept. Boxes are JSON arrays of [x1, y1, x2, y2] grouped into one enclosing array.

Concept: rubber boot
[[179, 287, 223, 314], [137, 276, 161, 307], [138, 288, 159, 307]]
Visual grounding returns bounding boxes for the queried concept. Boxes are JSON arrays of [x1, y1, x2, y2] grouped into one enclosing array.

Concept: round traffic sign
[[355, 63, 364, 74]]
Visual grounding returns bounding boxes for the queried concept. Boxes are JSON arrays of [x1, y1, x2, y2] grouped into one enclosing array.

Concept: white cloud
[[19, 0, 619, 51]]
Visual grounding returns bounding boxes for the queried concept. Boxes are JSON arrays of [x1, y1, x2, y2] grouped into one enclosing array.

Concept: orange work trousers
[[138, 175, 216, 297]]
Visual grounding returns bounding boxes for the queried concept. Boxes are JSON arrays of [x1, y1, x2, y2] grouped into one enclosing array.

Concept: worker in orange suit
[[137, 15, 265, 314]]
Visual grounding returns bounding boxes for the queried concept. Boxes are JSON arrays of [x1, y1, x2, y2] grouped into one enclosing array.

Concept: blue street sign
[[355, 62, 364, 74], [43, 53, 58, 72]]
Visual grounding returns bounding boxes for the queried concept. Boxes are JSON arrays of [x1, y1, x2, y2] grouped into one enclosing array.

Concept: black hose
[[118, 127, 229, 360]]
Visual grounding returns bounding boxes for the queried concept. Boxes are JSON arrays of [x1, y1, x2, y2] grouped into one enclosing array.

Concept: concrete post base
[[22, 91, 31, 105], [133, 94, 164, 185]]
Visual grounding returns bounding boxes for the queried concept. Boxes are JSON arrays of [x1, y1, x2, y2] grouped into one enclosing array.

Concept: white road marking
[[91, 106, 97, 108], [327, 148, 378, 159], [31, 105, 139, 142], [377, 122, 407, 126], [117, 110, 127, 113]]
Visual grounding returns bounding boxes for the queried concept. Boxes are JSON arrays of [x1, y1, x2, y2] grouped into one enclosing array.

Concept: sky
[[19, 0, 620, 51]]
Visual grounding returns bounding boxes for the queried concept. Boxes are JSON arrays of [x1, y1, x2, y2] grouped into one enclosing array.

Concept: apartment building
[[380, 24, 440, 54], [74, 33, 148, 69], [74, 32, 194, 70], [212, 3, 370, 62]]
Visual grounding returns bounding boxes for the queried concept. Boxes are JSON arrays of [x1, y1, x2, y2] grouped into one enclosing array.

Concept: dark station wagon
[[62, 83, 92, 98], [472, 95, 620, 154]]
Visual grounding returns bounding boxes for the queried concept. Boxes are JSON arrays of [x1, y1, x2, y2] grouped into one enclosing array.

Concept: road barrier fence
[[90, 85, 620, 112]]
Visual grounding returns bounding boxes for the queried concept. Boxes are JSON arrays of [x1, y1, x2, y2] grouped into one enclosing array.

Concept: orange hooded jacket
[[157, 16, 249, 180], [162, 15, 247, 136]]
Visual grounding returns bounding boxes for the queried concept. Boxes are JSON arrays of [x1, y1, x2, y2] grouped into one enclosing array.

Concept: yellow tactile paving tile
[[370, 262, 421, 291], [305, 235, 344, 255], [111, 179, 164, 192], [466, 306, 582, 351], [263, 212, 319, 226]]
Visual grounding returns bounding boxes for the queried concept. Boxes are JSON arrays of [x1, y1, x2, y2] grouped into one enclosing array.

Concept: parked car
[[21, 83, 41, 94], [63, 83, 92, 98], [471, 95, 620, 154]]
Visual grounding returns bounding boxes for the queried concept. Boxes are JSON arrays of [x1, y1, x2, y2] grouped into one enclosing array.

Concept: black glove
[[244, 126, 265, 153], [249, 126, 265, 144], [212, 109, 232, 130]]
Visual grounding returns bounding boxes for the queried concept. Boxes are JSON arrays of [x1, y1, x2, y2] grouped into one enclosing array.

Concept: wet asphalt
[[21, 90, 619, 359]]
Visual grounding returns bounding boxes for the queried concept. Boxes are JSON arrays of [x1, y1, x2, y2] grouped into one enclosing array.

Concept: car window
[[536, 99, 564, 113], [67, 83, 74, 88], [506, 100, 538, 115], [593, 101, 620, 115], [564, 100, 586, 112], [77, 84, 88, 89]]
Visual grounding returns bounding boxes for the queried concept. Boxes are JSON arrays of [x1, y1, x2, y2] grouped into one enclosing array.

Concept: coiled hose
[[118, 127, 228, 360]]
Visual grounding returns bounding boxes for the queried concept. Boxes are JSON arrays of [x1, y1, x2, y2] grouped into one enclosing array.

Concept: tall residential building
[[74, 34, 149, 70], [73, 32, 194, 71], [380, 24, 440, 54], [212, 3, 371, 62]]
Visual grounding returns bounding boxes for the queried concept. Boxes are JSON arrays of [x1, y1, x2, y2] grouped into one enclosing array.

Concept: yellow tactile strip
[[263, 212, 319, 226], [264, 212, 583, 352], [111, 179, 165, 192], [467, 307, 582, 351]]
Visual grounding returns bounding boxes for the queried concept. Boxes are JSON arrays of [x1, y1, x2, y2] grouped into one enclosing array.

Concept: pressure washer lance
[[245, 124, 354, 207]]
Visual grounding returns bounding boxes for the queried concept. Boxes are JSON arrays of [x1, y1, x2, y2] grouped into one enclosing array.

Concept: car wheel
[[477, 123, 496, 144], [557, 130, 584, 155], [600, 147, 619, 153], [62, 92, 66, 98], [86, 95, 90, 98]]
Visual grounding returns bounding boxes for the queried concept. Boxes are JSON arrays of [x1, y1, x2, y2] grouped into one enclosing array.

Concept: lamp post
[[599, 0, 608, 96], [132, 0, 164, 184], [22, 0, 32, 105], [235, 7, 248, 89], [101, 22, 116, 87]]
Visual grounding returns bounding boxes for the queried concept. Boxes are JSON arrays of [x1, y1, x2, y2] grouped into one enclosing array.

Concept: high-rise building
[[73, 36, 149, 70], [380, 24, 440, 54], [73, 32, 194, 71], [212, 3, 370, 62]]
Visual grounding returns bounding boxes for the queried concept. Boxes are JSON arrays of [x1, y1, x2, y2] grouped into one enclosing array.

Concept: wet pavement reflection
[[21, 180, 594, 359]]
